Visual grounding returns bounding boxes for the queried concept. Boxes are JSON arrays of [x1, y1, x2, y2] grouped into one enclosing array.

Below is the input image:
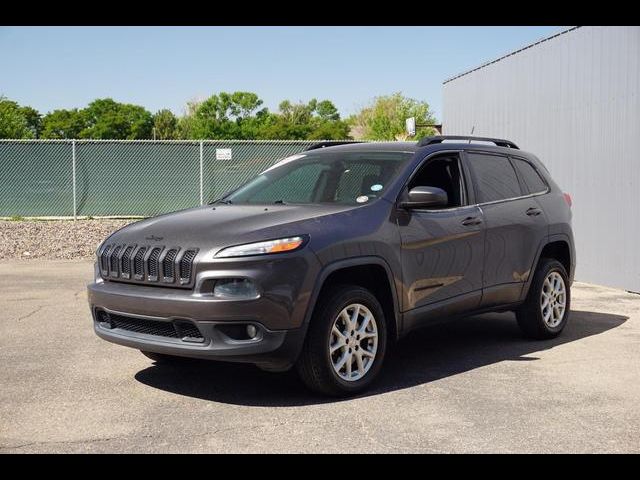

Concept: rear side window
[[466, 153, 522, 203], [512, 158, 548, 194]]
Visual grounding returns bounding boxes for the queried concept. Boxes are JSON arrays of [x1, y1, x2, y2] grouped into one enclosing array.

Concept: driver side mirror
[[400, 186, 448, 209]]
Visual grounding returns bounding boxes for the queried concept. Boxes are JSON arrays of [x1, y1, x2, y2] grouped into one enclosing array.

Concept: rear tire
[[516, 258, 570, 339], [296, 284, 388, 396]]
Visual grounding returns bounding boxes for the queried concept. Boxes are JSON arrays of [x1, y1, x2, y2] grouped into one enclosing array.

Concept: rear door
[[464, 151, 549, 307]]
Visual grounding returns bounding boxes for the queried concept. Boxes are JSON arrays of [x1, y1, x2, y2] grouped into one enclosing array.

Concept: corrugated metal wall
[[443, 26, 640, 292]]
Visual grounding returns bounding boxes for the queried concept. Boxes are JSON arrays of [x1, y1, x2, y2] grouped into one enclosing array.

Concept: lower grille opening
[[97, 311, 204, 343], [175, 321, 203, 342]]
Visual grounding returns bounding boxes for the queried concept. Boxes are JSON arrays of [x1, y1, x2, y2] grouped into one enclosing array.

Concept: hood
[[105, 203, 359, 254]]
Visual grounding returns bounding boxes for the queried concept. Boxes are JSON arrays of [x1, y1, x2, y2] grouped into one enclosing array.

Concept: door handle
[[526, 207, 542, 216], [461, 216, 483, 226]]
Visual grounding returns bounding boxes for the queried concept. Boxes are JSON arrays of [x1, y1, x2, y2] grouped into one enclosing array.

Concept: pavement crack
[[16, 306, 42, 321], [0, 434, 155, 451]]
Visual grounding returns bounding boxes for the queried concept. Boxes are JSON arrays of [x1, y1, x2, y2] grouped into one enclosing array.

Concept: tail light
[[563, 193, 572, 207]]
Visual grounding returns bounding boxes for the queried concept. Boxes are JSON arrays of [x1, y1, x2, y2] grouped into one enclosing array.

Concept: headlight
[[214, 236, 307, 258]]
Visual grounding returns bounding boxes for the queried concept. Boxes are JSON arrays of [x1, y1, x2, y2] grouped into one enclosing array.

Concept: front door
[[398, 153, 485, 321]]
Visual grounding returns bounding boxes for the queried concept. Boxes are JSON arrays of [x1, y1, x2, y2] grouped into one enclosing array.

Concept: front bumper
[[88, 250, 321, 370], [90, 306, 304, 371]]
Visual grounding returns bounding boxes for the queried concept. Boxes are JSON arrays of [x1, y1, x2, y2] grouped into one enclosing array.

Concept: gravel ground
[[0, 219, 135, 260]]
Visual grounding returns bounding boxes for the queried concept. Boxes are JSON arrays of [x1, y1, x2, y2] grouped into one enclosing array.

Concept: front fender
[[287, 255, 402, 364]]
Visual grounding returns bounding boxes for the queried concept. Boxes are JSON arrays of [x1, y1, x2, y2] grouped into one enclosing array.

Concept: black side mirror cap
[[400, 186, 449, 209]]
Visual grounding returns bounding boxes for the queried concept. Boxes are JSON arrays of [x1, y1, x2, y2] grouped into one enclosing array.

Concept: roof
[[307, 138, 529, 155], [307, 141, 419, 153], [443, 26, 580, 84]]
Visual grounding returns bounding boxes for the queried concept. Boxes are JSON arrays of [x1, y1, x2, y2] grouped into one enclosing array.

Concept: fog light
[[246, 324, 258, 339], [213, 278, 259, 299]]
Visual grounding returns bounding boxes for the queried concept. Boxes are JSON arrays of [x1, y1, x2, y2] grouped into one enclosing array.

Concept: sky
[[0, 26, 567, 121]]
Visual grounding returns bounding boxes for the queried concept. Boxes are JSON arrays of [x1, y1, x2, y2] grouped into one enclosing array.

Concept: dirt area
[[0, 219, 135, 260]]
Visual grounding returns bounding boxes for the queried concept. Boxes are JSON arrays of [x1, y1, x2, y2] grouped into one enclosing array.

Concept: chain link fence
[[0, 140, 341, 217]]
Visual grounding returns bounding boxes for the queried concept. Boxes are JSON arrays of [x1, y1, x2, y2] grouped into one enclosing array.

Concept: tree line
[[0, 92, 437, 141]]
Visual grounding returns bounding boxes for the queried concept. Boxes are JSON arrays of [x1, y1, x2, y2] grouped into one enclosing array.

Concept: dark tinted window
[[467, 153, 522, 203], [513, 158, 547, 194]]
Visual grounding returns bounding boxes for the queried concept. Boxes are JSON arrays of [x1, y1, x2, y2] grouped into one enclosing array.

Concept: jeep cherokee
[[88, 136, 575, 396]]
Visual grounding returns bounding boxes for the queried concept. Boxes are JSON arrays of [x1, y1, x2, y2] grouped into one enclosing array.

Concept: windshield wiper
[[273, 200, 287, 205], [215, 199, 233, 205]]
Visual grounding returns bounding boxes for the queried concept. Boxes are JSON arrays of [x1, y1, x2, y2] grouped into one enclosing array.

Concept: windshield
[[223, 151, 413, 206]]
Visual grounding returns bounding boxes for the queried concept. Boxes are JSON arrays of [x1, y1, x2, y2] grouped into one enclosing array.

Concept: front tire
[[296, 284, 388, 396], [516, 258, 570, 339]]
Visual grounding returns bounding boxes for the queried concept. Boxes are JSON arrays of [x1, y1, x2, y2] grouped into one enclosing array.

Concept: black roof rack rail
[[418, 135, 519, 149], [305, 141, 364, 151]]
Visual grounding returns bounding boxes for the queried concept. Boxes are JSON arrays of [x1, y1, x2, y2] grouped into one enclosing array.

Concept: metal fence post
[[72, 140, 77, 220], [199, 141, 204, 205]]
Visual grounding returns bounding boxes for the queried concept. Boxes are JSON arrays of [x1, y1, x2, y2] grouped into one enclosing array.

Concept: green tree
[[0, 96, 35, 139], [309, 99, 349, 139], [152, 109, 178, 139], [191, 92, 240, 139], [19, 106, 42, 138], [349, 92, 437, 140], [307, 118, 350, 140], [81, 98, 153, 139], [315, 100, 340, 121], [230, 91, 263, 118], [176, 100, 200, 139], [183, 91, 269, 139], [41, 109, 87, 139], [256, 98, 349, 140], [256, 100, 313, 139]]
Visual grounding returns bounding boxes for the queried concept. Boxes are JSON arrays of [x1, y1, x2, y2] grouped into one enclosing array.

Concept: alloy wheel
[[329, 303, 378, 381]]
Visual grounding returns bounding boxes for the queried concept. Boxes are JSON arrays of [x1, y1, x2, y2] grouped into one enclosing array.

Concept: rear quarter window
[[466, 152, 522, 203], [512, 158, 548, 194]]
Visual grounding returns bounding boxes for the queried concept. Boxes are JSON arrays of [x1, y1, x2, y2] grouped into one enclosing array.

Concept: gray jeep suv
[[88, 136, 575, 396]]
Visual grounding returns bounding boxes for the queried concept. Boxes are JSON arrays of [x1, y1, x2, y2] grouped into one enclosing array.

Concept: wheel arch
[[539, 239, 572, 277], [522, 234, 574, 301], [303, 257, 401, 342]]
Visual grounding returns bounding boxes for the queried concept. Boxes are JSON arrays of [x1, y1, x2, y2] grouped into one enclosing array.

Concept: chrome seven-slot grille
[[99, 244, 198, 287]]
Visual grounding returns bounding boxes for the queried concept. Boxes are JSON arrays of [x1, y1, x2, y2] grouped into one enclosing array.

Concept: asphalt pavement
[[1, 260, 638, 453]]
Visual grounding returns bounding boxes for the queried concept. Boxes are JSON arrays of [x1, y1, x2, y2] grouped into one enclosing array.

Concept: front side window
[[466, 152, 522, 203], [512, 158, 548, 194], [409, 154, 465, 208], [224, 151, 412, 206]]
